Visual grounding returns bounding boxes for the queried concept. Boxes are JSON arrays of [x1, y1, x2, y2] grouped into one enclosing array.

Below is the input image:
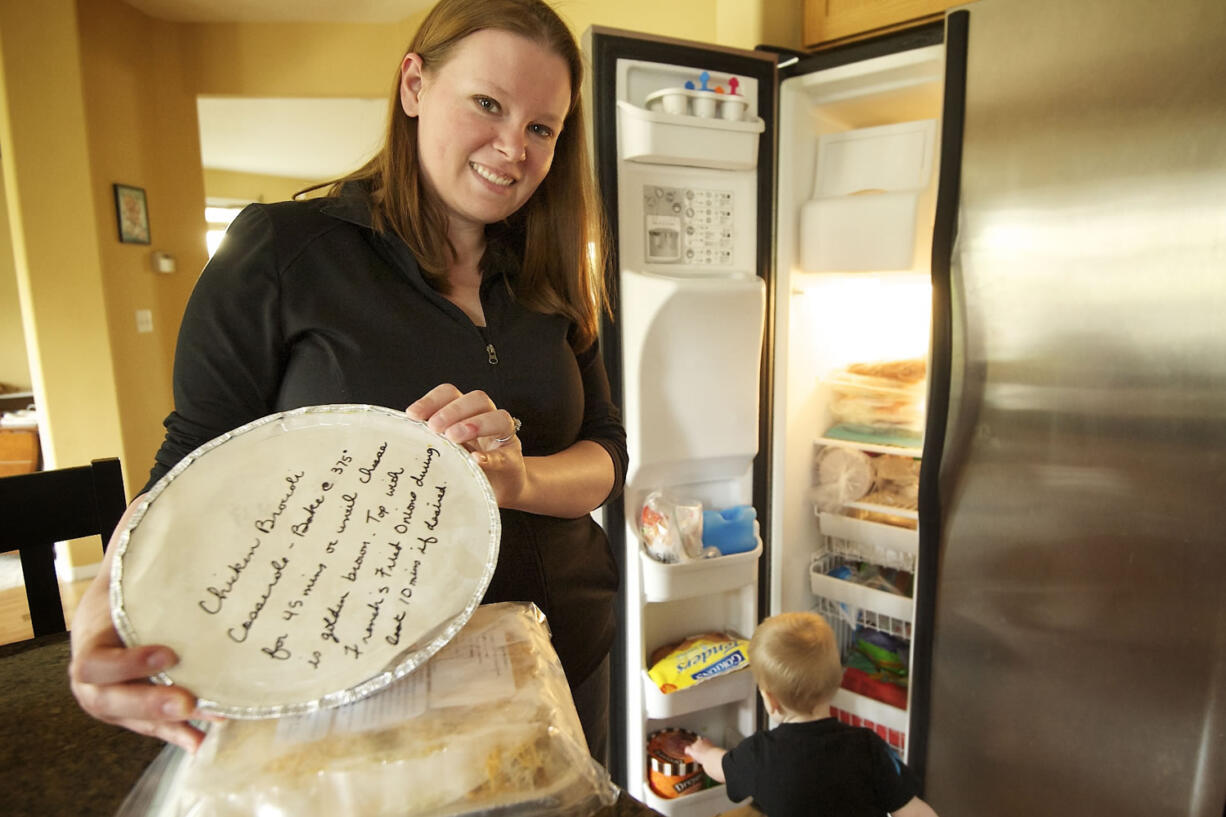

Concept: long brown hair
[[333, 0, 607, 350]]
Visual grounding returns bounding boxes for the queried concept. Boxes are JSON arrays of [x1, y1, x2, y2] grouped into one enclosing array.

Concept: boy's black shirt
[[723, 717, 919, 817]]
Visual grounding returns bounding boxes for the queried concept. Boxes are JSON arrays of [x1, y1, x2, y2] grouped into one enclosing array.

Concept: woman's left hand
[[406, 384, 527, 508]]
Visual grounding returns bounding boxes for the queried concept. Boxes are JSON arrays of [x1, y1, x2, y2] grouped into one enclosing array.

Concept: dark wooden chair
[[0, 457, 126, 637]]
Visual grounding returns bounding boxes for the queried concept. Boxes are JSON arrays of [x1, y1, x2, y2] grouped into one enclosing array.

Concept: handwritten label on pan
[[114, 407, 499, 715], [194, 441, 441, 669]]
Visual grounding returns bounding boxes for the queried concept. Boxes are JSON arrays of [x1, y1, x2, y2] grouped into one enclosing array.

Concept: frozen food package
[[639, 491, 704, 563], [646, 728, 714, 798], [822, 358, 927, 438], [160, 602, 618, 817], [874, 453, 921, 483], [700, 505, 757, 555], [812, 446, 875, 511], [647, 631, 750, 694], [847, 504, 918, 530]]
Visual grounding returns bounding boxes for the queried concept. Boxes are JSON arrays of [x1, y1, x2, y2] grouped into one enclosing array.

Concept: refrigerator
[[583, 1, 1226, 816]]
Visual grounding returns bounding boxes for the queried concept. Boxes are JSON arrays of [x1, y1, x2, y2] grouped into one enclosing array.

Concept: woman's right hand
[[68, 497, 213, 753], [406, 384, 529, 508]]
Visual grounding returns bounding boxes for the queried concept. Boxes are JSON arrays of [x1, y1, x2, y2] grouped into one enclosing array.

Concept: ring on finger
[[493, 416, 522, 444]]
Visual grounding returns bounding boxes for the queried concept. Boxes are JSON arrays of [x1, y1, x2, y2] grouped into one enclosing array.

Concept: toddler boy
[[685, 611, 939, 817]]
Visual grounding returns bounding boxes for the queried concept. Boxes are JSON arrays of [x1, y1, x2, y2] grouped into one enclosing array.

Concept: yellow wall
[[0, 1, 129, 569], [185, 21, 415, 98], [0, 1, 124, 470], [1, 0, 802, 574], [0, 164, 31, 391], [75, 0, 209, 501], [183, 1, 801, 98], [203, 168, 317, 205], [718, 0, 806, 52], [181, 3, 718, 99]]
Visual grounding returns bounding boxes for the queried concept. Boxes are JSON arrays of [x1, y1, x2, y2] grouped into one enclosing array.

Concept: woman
[[68, 0, 625, 764]]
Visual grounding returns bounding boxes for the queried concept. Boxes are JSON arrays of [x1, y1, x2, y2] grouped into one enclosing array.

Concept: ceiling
[[123, 0, 432, 182], [197, 97, 390, 182]]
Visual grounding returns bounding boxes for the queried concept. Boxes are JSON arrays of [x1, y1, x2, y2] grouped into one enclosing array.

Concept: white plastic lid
[[111, 404, 500, 718]]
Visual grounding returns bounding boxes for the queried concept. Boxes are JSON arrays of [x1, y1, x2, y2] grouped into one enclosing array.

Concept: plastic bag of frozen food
[[647, 631, 751, 694], [640, 491, 704, 563], [149, 602, 617, 817], [872, 453, 921, 506], [823, 359, 927, 438], [812, 447, 875, 511]]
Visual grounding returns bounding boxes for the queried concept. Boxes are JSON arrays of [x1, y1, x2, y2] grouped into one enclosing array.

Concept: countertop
[[0, 632, 662, 817]]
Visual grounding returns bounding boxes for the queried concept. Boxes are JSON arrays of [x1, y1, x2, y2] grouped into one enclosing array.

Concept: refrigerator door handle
[[907, 6, 970, 790]]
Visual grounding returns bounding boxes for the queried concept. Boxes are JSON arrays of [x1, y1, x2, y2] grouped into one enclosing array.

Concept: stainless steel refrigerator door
[[925, 0, 1226, 815]]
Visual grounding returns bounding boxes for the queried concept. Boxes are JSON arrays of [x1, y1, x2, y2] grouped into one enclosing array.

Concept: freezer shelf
[[831, 688, 909, 754], [816, 433, 923, 457], [816, 511, 918, 554], [640, 528, 762, 602], [809, 558, 914, 623], [642, 666, 756, 719]]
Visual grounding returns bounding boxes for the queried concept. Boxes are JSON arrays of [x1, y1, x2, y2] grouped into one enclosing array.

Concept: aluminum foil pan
[[111, 404, 500, 719]]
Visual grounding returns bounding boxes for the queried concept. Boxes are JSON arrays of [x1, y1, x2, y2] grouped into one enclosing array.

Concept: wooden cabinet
[[803, 0, 964, 48], [0, 427, 40, 476]]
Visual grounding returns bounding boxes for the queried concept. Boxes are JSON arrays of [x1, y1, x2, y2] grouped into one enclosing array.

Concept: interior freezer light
[[797, 273, 932, 364]]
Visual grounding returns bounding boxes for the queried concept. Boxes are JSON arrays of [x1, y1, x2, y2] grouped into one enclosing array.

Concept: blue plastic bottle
[[701, 505, 757, 555]]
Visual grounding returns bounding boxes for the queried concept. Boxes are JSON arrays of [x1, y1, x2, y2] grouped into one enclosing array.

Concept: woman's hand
[[406, 384, 527, 508], [68, 498, 215, 753]]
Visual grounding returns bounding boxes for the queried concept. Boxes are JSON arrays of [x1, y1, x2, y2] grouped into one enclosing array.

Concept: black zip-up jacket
[[145, 190, 627, 685]]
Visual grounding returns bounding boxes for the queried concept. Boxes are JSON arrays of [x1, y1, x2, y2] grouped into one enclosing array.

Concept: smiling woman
[[402, 31, 569, 229], [69, 0, 626, 770]]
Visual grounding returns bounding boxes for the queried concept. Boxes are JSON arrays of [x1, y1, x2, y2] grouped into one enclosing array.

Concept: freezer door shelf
[[617, 100, 765, 170], [642, 666, 756, 720], [641, 780, 737, 817], [641, 533, 762, 602]]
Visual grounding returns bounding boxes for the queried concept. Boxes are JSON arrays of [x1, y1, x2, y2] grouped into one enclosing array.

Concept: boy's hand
[[683, 737, 727, 783]]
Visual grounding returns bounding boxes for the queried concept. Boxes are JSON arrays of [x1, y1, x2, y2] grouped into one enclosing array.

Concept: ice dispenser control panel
[[643, 185, 734, 266]]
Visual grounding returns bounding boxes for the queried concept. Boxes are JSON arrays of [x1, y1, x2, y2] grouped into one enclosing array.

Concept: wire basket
[[821, 536, 916, 573]]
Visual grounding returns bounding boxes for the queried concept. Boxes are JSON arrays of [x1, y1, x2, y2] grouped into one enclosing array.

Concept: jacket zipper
[[478, 326, 499, 366]]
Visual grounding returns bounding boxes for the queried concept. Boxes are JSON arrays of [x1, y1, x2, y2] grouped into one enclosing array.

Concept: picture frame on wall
[[113, 183, 150, 244]]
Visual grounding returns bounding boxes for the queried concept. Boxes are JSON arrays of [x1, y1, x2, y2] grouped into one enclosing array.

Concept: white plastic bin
[[800, 119, 936, 272], [642, 666, 756, 719], [641, 779, 736, 817], [618, 101, 764, 170], [816, 511, 918, 554], [800, 190, 921, 271], [641, 531, 762, 602], [809, 554, 915, 623]]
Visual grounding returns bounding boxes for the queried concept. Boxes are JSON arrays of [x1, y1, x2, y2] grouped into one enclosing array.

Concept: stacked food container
[[809, 358, 926, 755]]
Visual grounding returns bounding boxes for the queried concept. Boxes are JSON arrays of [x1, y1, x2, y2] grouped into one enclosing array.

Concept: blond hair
[[329, 0, 607, 351], [748, 612, 844, 715]]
